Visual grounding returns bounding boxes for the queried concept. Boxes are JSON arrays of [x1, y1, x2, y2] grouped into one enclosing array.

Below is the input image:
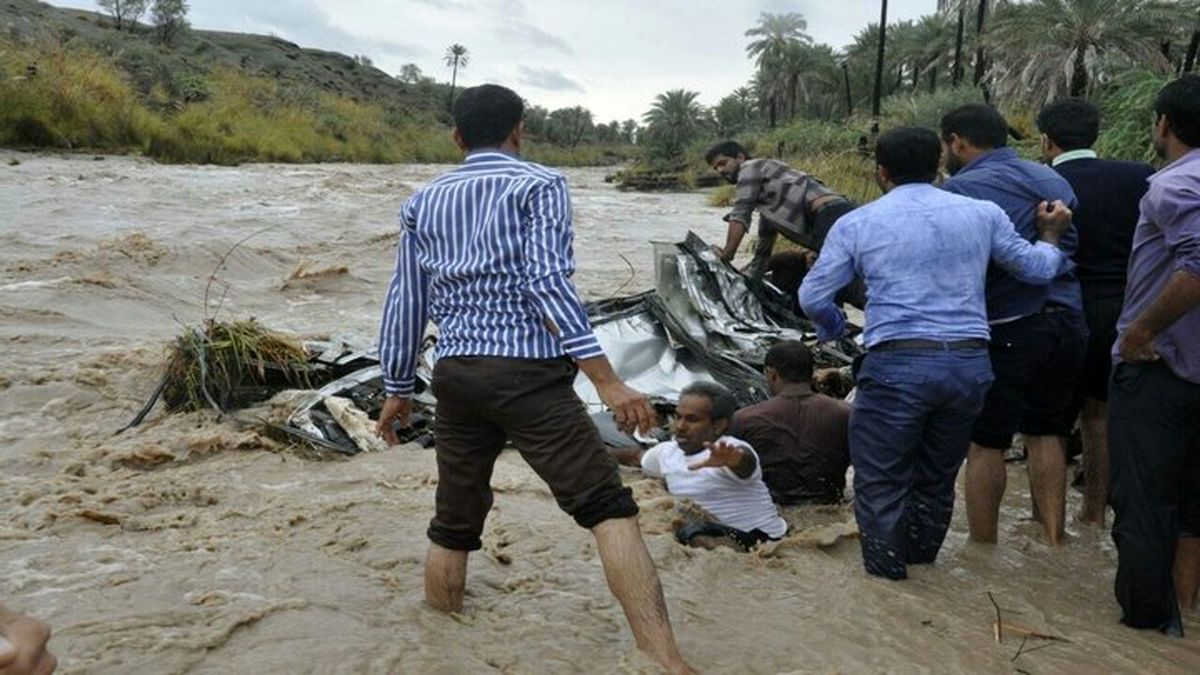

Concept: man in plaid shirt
[[706, 140, 856, 284]]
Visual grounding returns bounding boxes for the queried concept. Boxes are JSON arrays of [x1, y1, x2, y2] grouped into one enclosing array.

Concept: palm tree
[[986, 0, 1193, 104], [443, 43, 469, 107], [745, 12, 812, 127], [895, 15, 956, 92], [642, 89, 709, 161]]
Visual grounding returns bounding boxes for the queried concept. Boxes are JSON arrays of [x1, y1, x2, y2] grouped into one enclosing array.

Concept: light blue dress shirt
[[799, 183, 1073, 346]]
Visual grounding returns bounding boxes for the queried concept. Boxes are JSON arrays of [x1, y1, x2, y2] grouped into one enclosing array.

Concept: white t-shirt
[[641, 436, 788, 539]]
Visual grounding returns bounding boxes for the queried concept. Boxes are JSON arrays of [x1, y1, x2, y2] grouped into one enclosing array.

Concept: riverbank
[[0, 36, 636, 168]]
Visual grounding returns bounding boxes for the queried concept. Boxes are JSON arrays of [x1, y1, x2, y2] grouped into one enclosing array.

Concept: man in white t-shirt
[[613, 382, 788, 550]]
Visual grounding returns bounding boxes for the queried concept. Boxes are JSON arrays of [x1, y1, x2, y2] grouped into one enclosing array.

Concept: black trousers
[[1109, 361, 1200, 635]]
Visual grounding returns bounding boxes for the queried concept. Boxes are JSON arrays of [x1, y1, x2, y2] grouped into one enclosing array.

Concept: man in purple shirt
[[1108, 75, 1200, 637]]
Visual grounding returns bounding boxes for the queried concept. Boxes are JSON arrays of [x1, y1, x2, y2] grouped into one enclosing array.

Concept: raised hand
[[688, 440, 746, 471]]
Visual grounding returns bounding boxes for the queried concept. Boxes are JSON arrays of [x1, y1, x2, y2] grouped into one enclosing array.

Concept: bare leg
[[424, 543, 468, 612], [966, 443, 1007, 544], [592, 517, 693, 675], [1175, 536, 1200, 614], [1027, 435, 1067, 545], [1078, 398, 1110, 525]]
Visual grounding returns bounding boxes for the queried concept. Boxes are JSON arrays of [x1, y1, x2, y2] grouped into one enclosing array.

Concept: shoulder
[[1022, 157, 1071, 183], [933, 186, 1006, 214], [811, 393, 852, 416], [741, 158, 774, 175], [645, 440, 679, 458], [1146, 165, 1200, 215], [518, 158, 565, 183], [940, 171, 980, 194], [1094, 158, 1155, 176], [731, 400, 772, 427]]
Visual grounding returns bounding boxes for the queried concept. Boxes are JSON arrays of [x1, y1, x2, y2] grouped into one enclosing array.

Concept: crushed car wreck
[[279, 233, 863, 456]]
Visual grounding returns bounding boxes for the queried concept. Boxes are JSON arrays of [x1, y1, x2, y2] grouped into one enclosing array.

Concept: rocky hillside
[[0, 0, 449, 120]]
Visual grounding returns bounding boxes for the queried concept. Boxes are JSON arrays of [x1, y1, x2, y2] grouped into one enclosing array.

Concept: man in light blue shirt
[[799, 127, 1074, 580]]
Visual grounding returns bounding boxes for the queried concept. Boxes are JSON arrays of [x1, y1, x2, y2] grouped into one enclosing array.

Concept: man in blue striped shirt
[[374, 84, 690, 673]]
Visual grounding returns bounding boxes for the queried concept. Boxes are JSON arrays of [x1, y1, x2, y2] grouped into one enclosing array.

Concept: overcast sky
[[50, 0, 937, 123]]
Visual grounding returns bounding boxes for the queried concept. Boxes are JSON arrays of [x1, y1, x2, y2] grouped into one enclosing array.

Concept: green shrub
[[1095, 70, 1172, 163]]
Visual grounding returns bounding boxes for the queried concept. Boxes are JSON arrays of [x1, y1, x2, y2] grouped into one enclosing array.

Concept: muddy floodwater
[[2, 151, 1198, 674]]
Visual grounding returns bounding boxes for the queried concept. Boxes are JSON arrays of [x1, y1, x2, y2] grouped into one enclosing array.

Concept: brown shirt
[[729, 386, 851, 504]]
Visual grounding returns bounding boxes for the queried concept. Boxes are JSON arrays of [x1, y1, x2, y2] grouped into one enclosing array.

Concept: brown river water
[[1, 151, 1198, 674]]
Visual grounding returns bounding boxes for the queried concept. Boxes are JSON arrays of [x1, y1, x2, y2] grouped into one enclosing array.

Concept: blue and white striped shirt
[[378, 150, 604, 395]]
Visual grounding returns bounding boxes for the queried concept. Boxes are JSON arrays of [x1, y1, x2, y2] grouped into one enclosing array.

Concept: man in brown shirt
[[729, 340, 851, 505]]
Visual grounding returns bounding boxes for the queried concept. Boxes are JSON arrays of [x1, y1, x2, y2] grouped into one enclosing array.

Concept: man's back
[[381, 150, 604, 394], [943, 147, 1081, 319], [805, 183, 1013, 346], [1053, 157, 1154, 296], [730, 392, 850, 504]]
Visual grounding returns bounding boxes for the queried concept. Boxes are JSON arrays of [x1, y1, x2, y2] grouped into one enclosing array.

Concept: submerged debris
[[120, 235, 863, 456], [161, 319, 313, 413], [281, 233, 863, 456]]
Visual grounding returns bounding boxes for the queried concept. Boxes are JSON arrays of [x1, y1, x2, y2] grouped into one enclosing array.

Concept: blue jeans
[[851, 349, 994, 579]]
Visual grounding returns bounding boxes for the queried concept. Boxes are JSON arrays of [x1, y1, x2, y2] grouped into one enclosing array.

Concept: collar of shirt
[[887, 183, 938, 196], [777, 382, 814, 399], [1151, 147, 1200, 181], [465, 149, 519, 163], [1051, 149, 1098, 166], [957, 146, 1019, 175]]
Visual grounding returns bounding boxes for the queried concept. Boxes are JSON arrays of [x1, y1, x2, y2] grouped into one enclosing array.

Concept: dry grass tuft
[[161, 320, 311, 412]]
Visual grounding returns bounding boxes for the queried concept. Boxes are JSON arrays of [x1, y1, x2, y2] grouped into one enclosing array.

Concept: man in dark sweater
[[1036, 99, 1155, 526], [729, 340, 851, 505]]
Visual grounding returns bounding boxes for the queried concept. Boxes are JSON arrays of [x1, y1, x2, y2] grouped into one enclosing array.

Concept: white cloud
[[49, 0, 937, 123]]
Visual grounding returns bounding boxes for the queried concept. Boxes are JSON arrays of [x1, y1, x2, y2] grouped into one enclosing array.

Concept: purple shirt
[[1114, 149, 1200, 384]]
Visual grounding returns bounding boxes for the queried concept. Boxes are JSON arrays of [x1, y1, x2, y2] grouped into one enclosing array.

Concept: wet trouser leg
[[851, 349, 993, 579], [907, 367, 993, 564], [1109, 361, 1200, 635]]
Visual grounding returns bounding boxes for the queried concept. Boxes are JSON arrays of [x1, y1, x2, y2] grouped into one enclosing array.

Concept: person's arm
[[640, 444, 665, 478], [688, 440, 757, 480], [719, 160, 765, 262], [375, 198, 429, 445], [608, 446, 646, 467], [1118, 185, 1200, 361], [987, 200, 1074, 285], [523, 175, 657, 434], [742, 220, 777, 279], [798, 219, 855, 342], [0, 603, 56, 675], [1120, 271, 1200, 361]]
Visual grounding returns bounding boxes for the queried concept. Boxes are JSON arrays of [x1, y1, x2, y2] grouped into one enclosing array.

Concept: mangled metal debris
[[278, 234, 863, 456]]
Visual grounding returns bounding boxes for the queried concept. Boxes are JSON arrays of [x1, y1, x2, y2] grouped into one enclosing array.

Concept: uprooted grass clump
[[162, 319, 311, 412]]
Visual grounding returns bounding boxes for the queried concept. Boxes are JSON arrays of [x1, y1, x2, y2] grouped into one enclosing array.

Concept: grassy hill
[[1, 0, 451, 119], [0, 0, 636, 165]]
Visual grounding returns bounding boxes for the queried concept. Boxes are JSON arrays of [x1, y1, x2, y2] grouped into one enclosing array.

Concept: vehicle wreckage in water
[[125, 234, 863, 455], [284, 233, 863, 455]]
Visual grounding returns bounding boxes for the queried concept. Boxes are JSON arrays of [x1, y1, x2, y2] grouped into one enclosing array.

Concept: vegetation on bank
[[627, 1, 1197, 191], [0, 38, 453, 163]]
